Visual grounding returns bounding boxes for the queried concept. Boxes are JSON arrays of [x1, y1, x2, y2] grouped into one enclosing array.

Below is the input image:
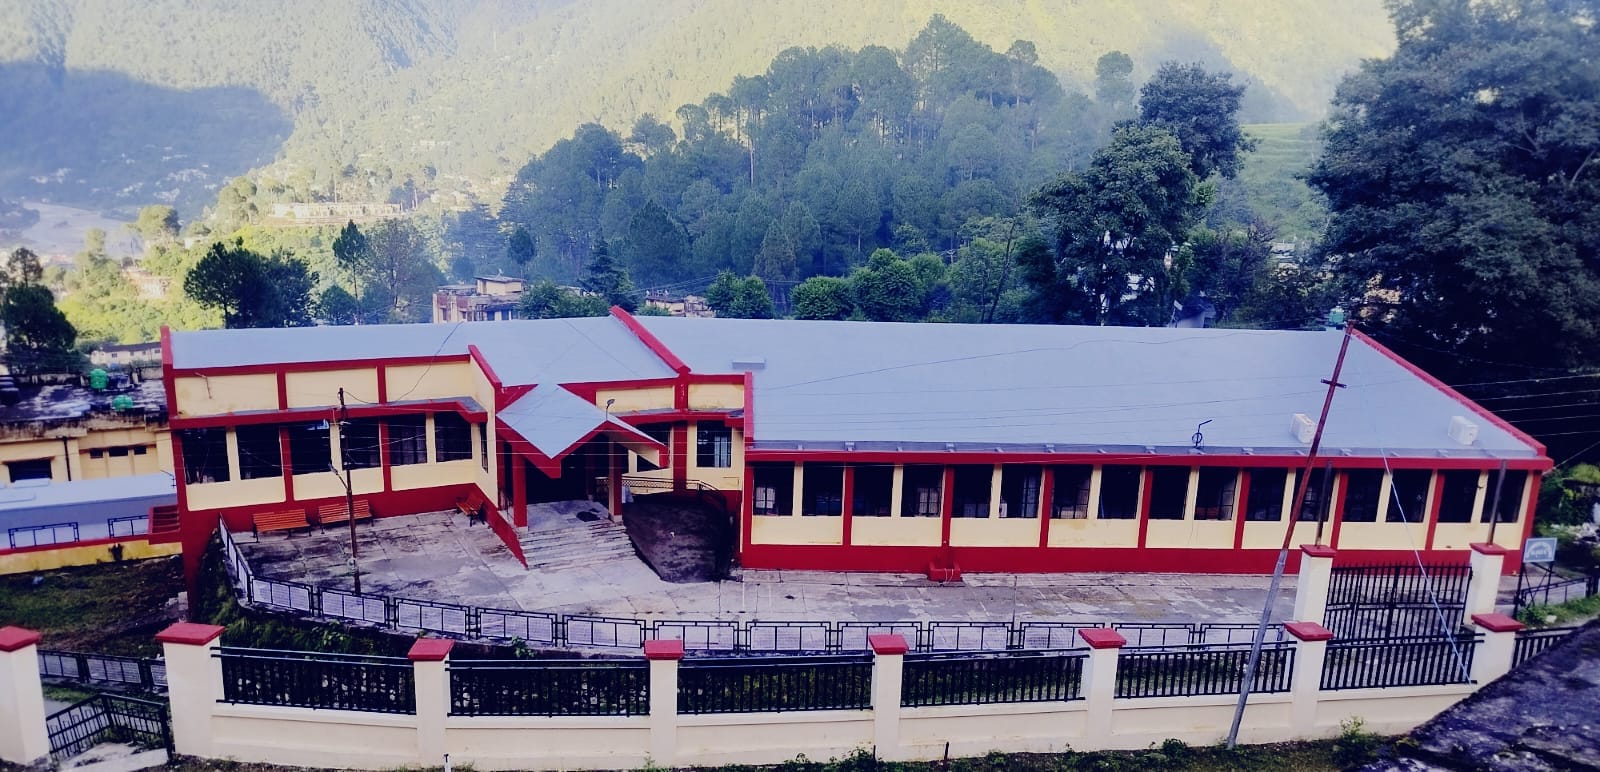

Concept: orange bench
[[456, 491, 488, 525], [317, 500, 374, 527], [253, 509, 310, 535]]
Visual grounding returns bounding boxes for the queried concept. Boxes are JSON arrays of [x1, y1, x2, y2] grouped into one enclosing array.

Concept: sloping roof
[[636, 317, 1538, 458], [498, 384, 662, 460]]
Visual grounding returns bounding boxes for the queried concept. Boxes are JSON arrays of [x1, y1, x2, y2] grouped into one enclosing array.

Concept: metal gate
[[45, 693, 171, 761], [1324, 562, 1471, 638]]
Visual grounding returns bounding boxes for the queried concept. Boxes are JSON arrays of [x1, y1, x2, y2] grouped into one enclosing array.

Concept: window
[[634, 424, 671, 472], [179, 429, 229, 484], [435, 413, 472, 462], [1245, 469, 1287, 521], [902, 464, 943, 517], [1148, 467, 1190, 520], [108, 447, 129, 458], [341, 418, 382, 470], [1342, 470, 1384, 523], [951, 465, 992, 518], [479, 422, 489, 472], [999, 465, 1041, 519], [1099, 465, 1141, 520], [1387, 470, 1431, 523], [1435, 470, 1479, 523], [1051, 465, 1092, 519], [287, 422, 332, 475], [6, 458, 54, 483], [1195, 468, 1238, 521], [852, 465, 893, 516], [1486, 470, 1528, 523], [388, 416, 428, 466], [1299, 465, 1334, 522], [801, 463, 843, 516], [236, 425, 283, 479], [133, 446, 147, 455], [696, 423, 732, 468], [752, 463, 794, 515], [89, 449, 104, 459]]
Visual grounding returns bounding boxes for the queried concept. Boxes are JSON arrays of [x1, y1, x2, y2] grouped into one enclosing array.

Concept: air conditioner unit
[[1448, 416, 1479, 446], [1290, 413, 1315, 443]]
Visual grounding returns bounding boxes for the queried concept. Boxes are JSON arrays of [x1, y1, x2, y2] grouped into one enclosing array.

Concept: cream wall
[[851, 516, 941, 546], [595, 386, 674, 414], [173, 373, 277, 416], [686, 383, 744, 411], [750, 514, 843, 545], [385, 362, 473, 403], [285, 368, 380, 410], [0, 539, 180, 575]]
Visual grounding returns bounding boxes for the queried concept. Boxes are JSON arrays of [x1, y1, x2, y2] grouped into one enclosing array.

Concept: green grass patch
[[0, 557, 183, 656], [1516, 592, 1600, 627]]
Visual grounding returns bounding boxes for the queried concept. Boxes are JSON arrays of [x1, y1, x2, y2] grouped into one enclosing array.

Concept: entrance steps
[[516, 501, 639, 572]]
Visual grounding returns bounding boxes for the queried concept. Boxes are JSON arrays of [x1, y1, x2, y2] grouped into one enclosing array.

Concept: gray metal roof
[[636, 317, 1539, 459], [498, 383, 658, 458], [0, 473, 176, 541]]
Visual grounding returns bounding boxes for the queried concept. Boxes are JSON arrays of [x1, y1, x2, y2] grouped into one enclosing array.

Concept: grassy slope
[[1234, 123, 1327, 241], [0, 556, 183, 656]]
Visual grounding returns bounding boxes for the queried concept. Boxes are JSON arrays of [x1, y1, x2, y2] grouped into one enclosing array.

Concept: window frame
[[388, 415, 428, 467], [236, 424, 284, 480], [696, 423, 733, 469], [179, 428, 230, 484]]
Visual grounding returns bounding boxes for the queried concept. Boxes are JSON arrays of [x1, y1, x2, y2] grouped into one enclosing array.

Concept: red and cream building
[[161, 310, 1550, 588]]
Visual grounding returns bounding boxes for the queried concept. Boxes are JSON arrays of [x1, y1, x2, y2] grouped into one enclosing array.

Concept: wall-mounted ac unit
[[1290, 413, 1315, 443], [1448, 416, 1479, 446]]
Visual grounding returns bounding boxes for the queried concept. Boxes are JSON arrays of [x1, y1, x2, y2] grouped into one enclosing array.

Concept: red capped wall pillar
[[512, 453, 528, 528]]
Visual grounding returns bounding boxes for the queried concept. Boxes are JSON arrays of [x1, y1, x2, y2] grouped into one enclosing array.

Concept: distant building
[[643, 291, 714, 318], [0, 375, 171, 484], [121, 267, 170, 300], [266, 202, 405, 225], [89, 342, 163, 368], [433, 276, 526, 323]]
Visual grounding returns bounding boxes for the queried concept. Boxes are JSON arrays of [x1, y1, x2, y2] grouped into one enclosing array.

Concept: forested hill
[[0, 0, 1392, 215]]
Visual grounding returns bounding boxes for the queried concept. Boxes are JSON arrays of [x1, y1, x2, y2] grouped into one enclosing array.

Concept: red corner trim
[[0, 626, 42, 652], [868, 634, 910, 655], [467, 344, 503, 390], [743, 370, 755, 444], [1080, 628, 1127, 649], [159, 326, 173, 368], [1350, 328, 1548, 457], [644, 639, 685, 660], [611, 306, 690, 375], [1300, 544, 1337, 559], [1470, 542, 1509, 556], [408, 638, 455, 661], [1285, 621, 1334, 642], [156, 622, 225, 646], [1471, 613, 1524, 633]]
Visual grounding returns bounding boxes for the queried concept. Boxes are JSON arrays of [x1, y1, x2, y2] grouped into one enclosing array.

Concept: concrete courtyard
[[234, 507, 1315, 626]]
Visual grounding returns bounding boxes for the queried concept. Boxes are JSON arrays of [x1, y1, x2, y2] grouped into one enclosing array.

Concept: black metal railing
[[1327, 562, 1473, 606], [46, 693, 171, 761], [902, 649, 1086, 706], [38, 650, 166, 691], [1514, 575, 1600, 614], [449, 659, 650, 716], [1512, 626, 1579, 668], [678, 654, 872, 714], [8, 521, 79, 548], [216, 647, 416, 714], [1115, 642, 1295, 698], [1321, 633, 1478, 690], [106, 515, 150, 537]]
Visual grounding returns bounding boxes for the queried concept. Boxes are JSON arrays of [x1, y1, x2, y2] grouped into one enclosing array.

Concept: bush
[[1332, 717, 1381, 767]]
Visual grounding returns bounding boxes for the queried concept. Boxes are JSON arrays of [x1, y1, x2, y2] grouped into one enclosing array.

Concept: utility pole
[[1226, 323, 1352, 748], [337, 387, 360, 594]]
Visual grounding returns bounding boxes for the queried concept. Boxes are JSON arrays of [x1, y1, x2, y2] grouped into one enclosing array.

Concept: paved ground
[[238, 508, 1308, 624]]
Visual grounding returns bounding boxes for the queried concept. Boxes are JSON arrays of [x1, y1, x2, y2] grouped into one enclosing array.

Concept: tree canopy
[[184, 240, 316, 328], [1308, 0, 1600, 376], [1, 248, 79, 375]]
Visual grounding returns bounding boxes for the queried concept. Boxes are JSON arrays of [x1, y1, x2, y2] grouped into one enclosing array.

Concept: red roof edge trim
[[611, 306, 690, 375], [1350, 328, 1548, 458], [467, 344, 504, 391]]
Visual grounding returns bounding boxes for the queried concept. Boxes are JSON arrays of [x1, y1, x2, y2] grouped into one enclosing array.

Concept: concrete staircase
[[516, 501, 639, 572]]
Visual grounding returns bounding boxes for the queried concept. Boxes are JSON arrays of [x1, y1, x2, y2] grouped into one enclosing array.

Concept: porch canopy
[[496, 384, 665, 475]]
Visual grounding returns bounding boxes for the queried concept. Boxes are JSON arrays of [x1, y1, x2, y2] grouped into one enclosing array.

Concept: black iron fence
[[216, 647, 416, 714], [902, 649, 1086, 707], [1325, 562, 1471, 638], [1512, 626, 1580, 668], [1513, 575, 1600, 614], [38, 650, 166, 691], [449, 659, 650, 717], [678, 654, 873, 714], [1320, 633, 1479, 690], [1115, 642, 1295, 698], [8, 521, 79, 548], [45, 693, 171, 761]]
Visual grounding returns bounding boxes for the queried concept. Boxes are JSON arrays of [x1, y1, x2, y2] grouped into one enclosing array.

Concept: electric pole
[[338, 387, 360, 594], [1226, 323, 1352, 748]]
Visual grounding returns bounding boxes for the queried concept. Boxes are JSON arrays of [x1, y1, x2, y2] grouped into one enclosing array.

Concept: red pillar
[[841, 465, 855, 547], [1136, 466, 1154, 549], [512, 453, 528, 528], [609, 439, 625, 518], [670, 423, 689, 491], [1037, 466, 1055, 549], [939, 466, 955, 548]]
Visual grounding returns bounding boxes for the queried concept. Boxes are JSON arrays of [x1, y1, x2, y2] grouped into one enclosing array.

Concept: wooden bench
[[253, 509, 310, 535], [317, 500, 374, 527], [456, 492, 488, 526]]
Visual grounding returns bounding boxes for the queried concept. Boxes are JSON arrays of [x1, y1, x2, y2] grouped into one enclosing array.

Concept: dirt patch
[[0, 556, 184, 655], [621, 494, 730, 583]]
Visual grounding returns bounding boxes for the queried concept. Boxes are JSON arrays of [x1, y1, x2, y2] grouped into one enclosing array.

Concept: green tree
[[790, 275, 853, 320], [578, 240, 640, 311], [332, 220, 372, 295], [1, 248, 78, 375], [1137, 62, 1258, 180], [184, 240, 315, 328], [1308, 0, 1600, 375], [849, 249, 923, 322], [506, 226, 536, 270], [1024, 125, 1199, 325], [316, 285, 360, 325], [621, 201, 690, 287], [704, 272, 775, 319], [133, 205, 181, 246], [517, 280, 611, 319], [1094, 51, 1135, 109]]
